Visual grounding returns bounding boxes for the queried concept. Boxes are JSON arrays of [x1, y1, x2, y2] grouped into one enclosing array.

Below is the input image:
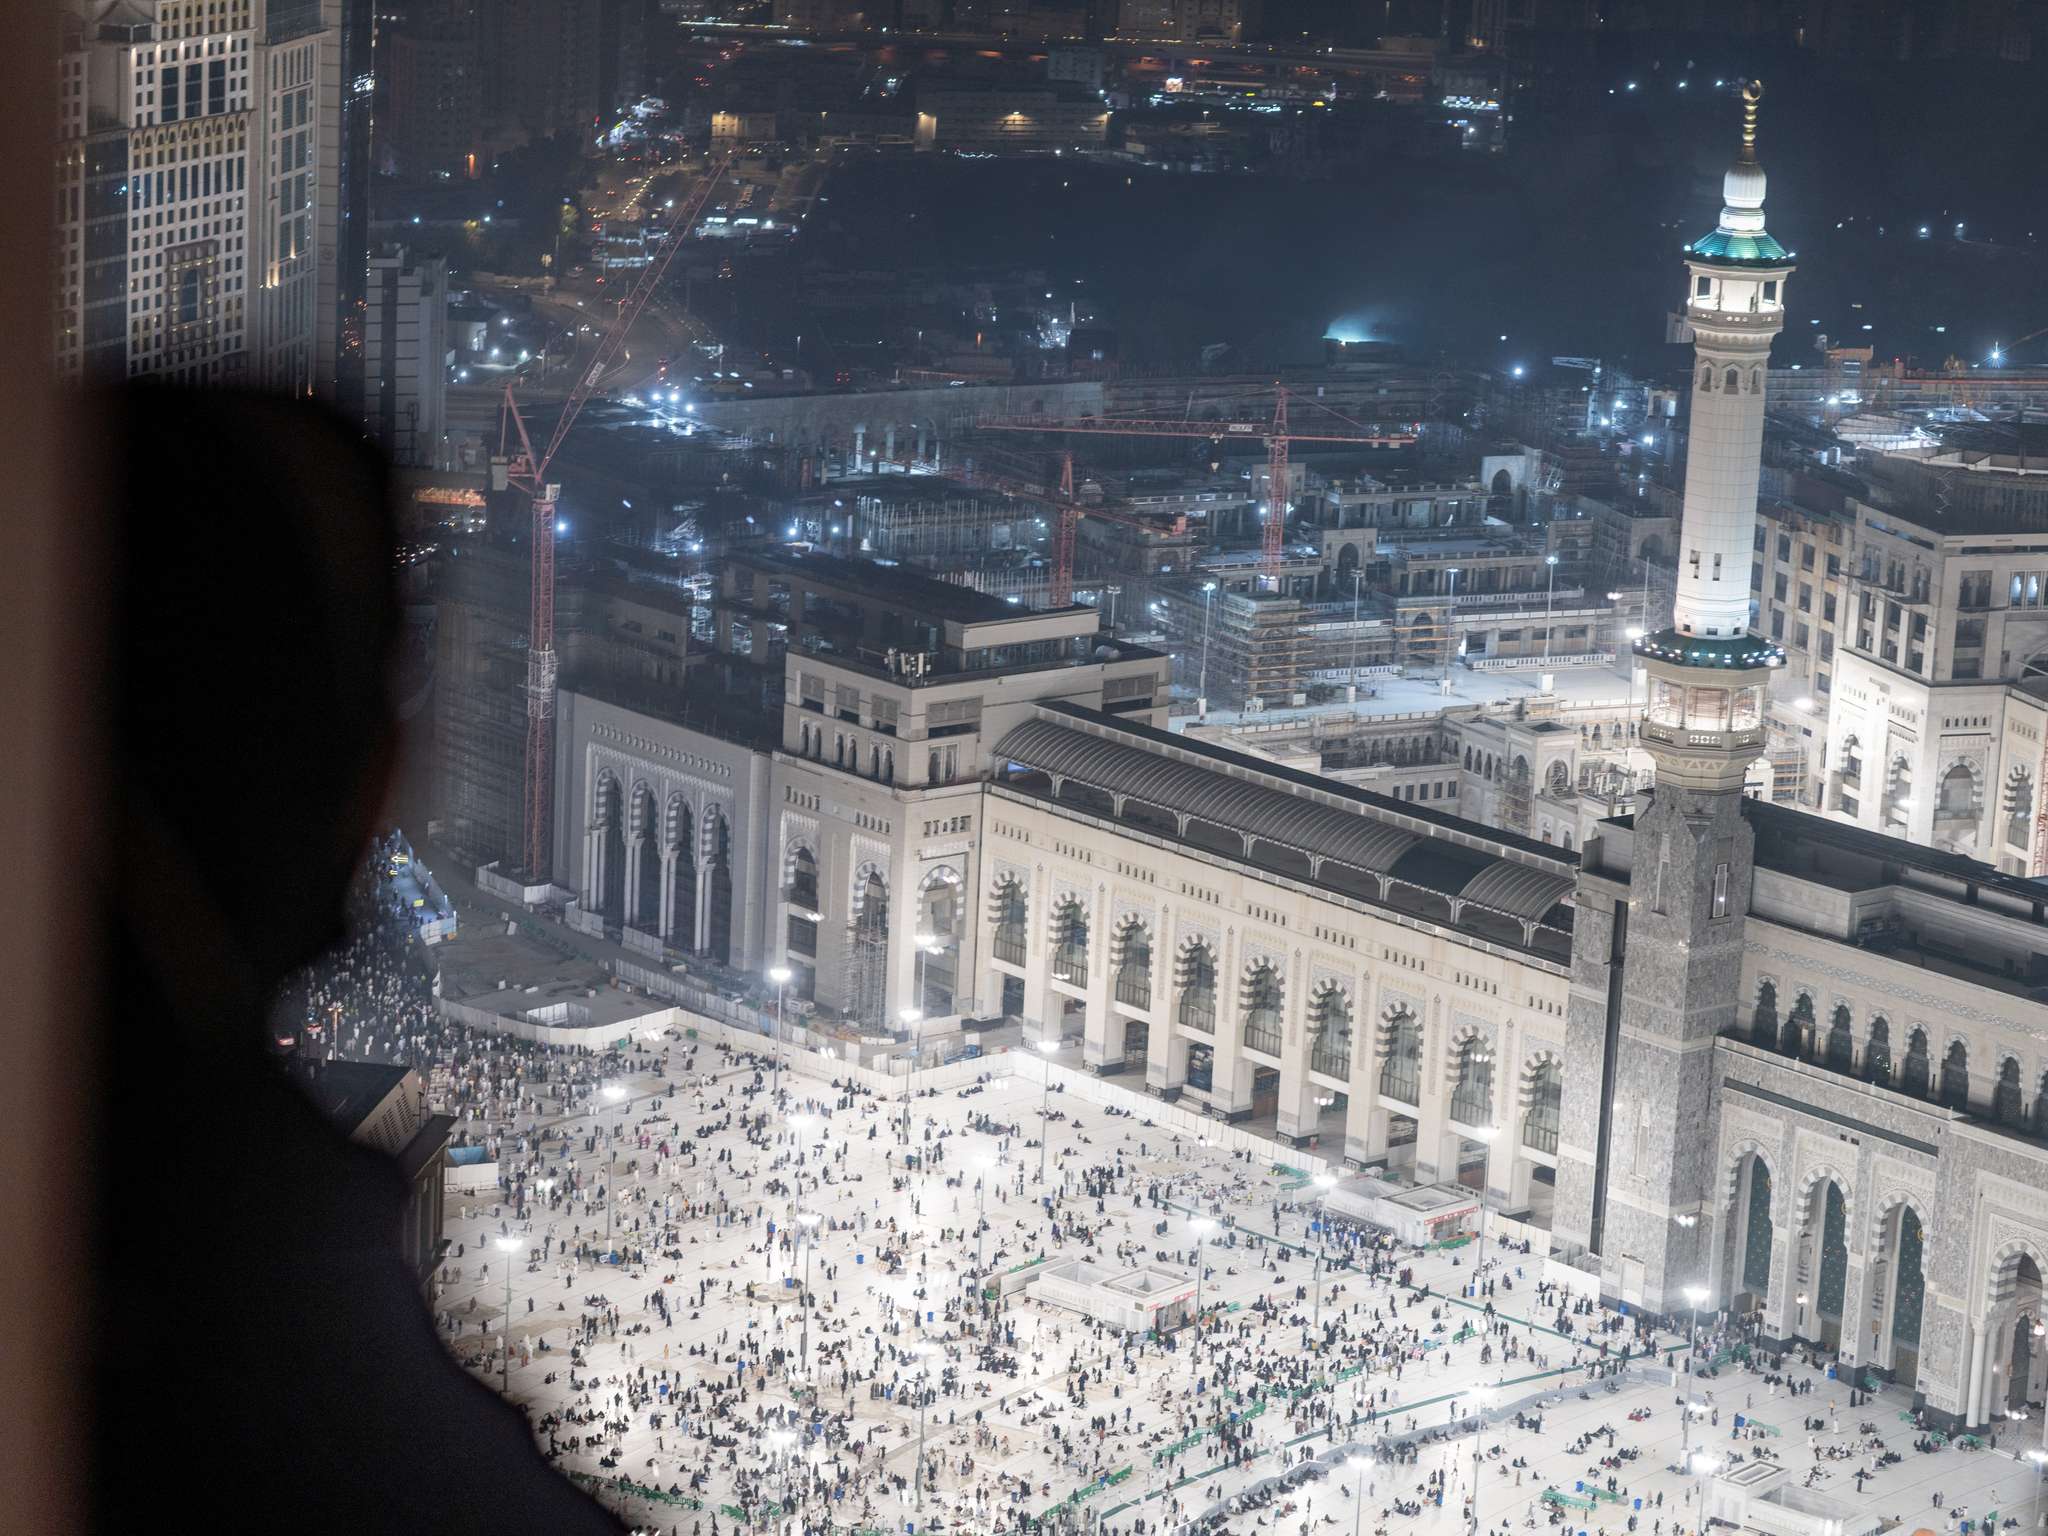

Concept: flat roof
[[735, 547, 1088, 627]]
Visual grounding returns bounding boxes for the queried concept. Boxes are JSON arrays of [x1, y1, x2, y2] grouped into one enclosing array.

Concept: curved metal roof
[[1458, 861, 1577, 923], [997, 716, 1422, 878], [996, 719, 1577, 947]]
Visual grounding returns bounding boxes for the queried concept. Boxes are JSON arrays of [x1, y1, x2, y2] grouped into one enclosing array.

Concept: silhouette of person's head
[[113, 386, 398, 1016]]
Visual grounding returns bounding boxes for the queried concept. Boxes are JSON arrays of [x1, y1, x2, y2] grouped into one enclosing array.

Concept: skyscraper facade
[[53, 0, 340, 392]]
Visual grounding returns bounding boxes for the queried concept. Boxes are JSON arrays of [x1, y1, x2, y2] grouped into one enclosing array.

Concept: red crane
[[981, 384, 1418, 587], [498, 158, 728, 881], [953, 450, 1188, 608]]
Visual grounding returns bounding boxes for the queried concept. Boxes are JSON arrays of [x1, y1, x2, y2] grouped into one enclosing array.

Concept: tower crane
[[979, 383, 1417, 587], [497, 158, 728, 881], [952, 449, 1189, 609]]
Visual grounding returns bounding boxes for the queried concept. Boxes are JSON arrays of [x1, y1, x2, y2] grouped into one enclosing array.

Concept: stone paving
[[423, 1044, 2048, 1536]]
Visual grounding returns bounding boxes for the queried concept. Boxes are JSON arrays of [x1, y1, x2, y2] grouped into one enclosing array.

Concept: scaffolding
[[850, 491, 1036, 564]]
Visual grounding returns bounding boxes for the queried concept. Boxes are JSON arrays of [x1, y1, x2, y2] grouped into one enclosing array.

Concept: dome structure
[[1689, 81, 1785, 264]]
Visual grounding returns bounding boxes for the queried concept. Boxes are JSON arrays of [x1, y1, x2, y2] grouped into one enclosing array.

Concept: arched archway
[[1864, 1015, 1892, 1086], [989, 874, 1027, 965], [666, 800, 696, 945], [1940, 1038, 1970, 1110], [1113, 915, 1153, 1011], [1797, 1174, 1852, 1349], [1378, 1007, 1421, 1105], [1782, 991, 1815, 1057], [1988, 1248, 2048, 1420], [915, 866, 963, 1016], [1724, 1147, 1776, 1315], [630, 783, 661, 932], [785, 842, 819, 910], [701, 808, 733, 964], [1751, 980, 1780, 1049], [1175, 938, 1217, 1034], [1309, 983, 1353, 1079], [1239, 961, 1284, 1056], [1883, 754, 1914, 832], [1050, 895, 1090, 988], [1523, 1057, 1563, 1155], [1995, 1057, 2026, 1125], [1869, 1197, 1927, 1381], [1823, 1003, 1854, 1072], [1449, 1034, 1495, 1128], [1901, 1028, 1932, 1097], [594, 772, 625, 923]]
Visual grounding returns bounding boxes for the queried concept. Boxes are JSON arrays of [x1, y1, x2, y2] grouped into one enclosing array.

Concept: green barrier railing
[[1544, 1492, 1598, 1511]]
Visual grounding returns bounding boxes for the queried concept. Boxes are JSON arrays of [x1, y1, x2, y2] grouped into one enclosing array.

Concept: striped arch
[[1722, 1137, 1783, 1224], [1865, 1185, 1932, 1254], [1794, 1160, 1856, 1233], [1441, 1019, 1491, 1090], [1519, 1047, 1563, 1107], [1986, 1235, 2048, 1312]]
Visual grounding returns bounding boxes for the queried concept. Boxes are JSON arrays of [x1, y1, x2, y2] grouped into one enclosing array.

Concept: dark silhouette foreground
[[99, 389, 623, 1536]]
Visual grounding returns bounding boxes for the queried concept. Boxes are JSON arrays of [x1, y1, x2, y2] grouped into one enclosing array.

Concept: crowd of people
[[279, 841, 2047, 1536]]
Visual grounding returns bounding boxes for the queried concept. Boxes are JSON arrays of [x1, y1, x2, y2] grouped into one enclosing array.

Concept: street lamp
[[1468, 1124, 1499, 1292], [1350, 567, 1366, 701], [1311, 1171, 1336, 1340], [495, 1235, 519, 1395], [1689, 1452, 1722, 1519], [974, 1155, 997, 1276], [911, 1341, 938, 1509], [1443, 568, 1461, 682], [1543, 553, 1560, 660], [899, 1007, 923, 1144], [1467, 1384, 1494, 1536], [768, 965, 792, 1103], [602, 1083, 626, 1252], [1198, 580, 1218, 716], [1188, 1216, 1217, 1375], [1348, 1456, 1373, 1536], [797, 1211, 821, 1372], [1036, 1038, 1060, 1184]]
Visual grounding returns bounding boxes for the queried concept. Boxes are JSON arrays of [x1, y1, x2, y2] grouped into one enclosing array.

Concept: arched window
[[2034, 1073, 2048, 1139], [1751, 980, 1779, 1048], [2006, 768, 2035, 847], [1838, 735, 1863, 795], [1900, 1028, 1931, 1097], [1113, 918, 1153, 1010], [1523, 1059, 1562, 1155], [1240, 962, 1284, 1056], [1725, 366, 1741, 394], [1176, 940, 1217, 1034], [1864, 1016, 1891, 1086], [786, 845, 819, 910], [1700, 364, 1714, 392], [1994, 1058, 2025, 1126], [1379, 1008, 1421, 1104], [1938, 761, 1976, 818], [1939, 1039, 1969, 1110], [1309, 984, 1353, 1078], [1050, 897, 1089, 988], [1781, 992, 1814, 1057], [1824, 1004, 1854, 1072], [1450, 1037, 1495, 1127], [989, 875, 1027, 965]]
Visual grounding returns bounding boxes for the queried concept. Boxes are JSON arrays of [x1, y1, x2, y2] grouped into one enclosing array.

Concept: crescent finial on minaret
[[1739, 80, 1763, 164]]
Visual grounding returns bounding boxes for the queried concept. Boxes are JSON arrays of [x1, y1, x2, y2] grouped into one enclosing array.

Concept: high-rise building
[[479, 0, 644, 151], [53, 0, 341, 392], [362, 244, 447, 468], [1112, 0, 1240, 41], [385, 2, 481, 180]]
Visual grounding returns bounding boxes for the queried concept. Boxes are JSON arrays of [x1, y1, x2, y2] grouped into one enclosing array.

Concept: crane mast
[[499, 158, 729, 881]]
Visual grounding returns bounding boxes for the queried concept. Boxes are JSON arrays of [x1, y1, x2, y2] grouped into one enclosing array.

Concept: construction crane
[[980, 383, 1417, 587], [954, 450, 1189, 608], [498, 158, 728, 882]]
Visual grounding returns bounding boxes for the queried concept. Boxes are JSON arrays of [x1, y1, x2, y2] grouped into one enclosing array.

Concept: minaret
[[1551, 84, 1789, 1318]]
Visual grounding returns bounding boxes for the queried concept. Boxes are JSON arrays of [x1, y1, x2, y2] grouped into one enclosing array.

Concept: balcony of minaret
[[1687, 271, 1786, 319]]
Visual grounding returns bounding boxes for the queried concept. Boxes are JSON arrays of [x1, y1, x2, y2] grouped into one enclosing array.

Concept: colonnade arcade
[[583, 767, 734, 962]]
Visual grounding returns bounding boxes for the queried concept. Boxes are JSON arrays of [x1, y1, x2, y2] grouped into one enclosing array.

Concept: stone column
[[1965, 1322, 1989, 1428], [658, 848, 678, 940], [583, 828, 602, 907], [622, 841, 643, 928], [914, 425, 927, 465], [884, 424, 896, 465], [852, 425, 865, 470], [695, 861, 715, 954]]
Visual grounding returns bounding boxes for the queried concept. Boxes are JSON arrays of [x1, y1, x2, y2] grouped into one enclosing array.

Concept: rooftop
[[995, 702, 1575, 961], [735, 547, 1086, 628]]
